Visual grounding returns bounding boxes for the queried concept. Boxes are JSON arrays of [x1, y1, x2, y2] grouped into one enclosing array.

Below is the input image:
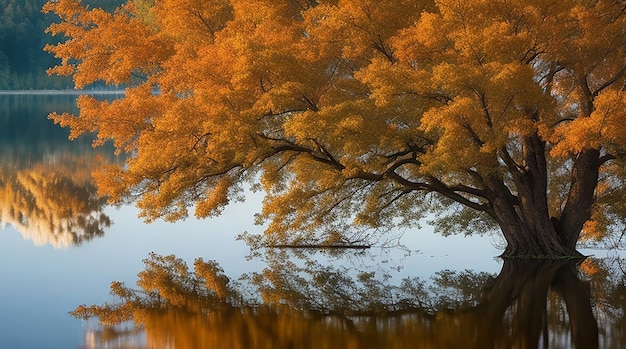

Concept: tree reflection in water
[[0, 155, 111, 248], [0, 93, 114, 248], [0, 155, 111, 247], [72, 249, 626, 348]]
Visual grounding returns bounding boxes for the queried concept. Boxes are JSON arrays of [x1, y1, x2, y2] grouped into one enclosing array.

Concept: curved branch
[[498, 146, 523, 176], [599, 153, 617, 165], [359, 157, 490, 211], [427, 176, 490, 211], [593, 64, 626, 97], [308, 138, 343, 169], [262, 133, 489, 211], [263, 135, 345, 170], [552, 117, 575, 128]]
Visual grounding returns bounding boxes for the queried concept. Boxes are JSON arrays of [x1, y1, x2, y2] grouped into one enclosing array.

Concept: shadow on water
[[0, 94, 114, 247], [73, 248, 626, 349]]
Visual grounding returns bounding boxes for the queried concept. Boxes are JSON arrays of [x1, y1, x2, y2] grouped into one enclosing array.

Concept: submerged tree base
[[499, 250, 587, 260], [498, 228, 588, 260]]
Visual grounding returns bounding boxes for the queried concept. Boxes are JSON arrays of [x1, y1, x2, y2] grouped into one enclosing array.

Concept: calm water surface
[[0, 93, 623, 349]]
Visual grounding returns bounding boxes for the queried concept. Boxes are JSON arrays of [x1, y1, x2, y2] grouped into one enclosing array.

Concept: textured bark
[[555, 149, 601, 250], [487, 134, 596, 258]]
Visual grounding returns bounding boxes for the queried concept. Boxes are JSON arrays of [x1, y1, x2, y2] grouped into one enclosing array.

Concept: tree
[[43, 0, 626, 258]]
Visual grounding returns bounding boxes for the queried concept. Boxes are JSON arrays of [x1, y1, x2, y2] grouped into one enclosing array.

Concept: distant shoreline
[[0, 89, 125, 95]]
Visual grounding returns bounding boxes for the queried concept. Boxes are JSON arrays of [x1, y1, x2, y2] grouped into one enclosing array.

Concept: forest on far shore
[[0, 0, 123, 89]]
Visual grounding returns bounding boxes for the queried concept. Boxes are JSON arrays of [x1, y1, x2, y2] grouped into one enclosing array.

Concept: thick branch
[[557, 149, 601, 248], [309, 138, 343, 168], [262, 134, 345, 171], [599, 153, 616, 165], [498, 147, 524, 188], [428, 176, 490, 211], [592, 64, 626, 97], [264, 134, 489, 211]]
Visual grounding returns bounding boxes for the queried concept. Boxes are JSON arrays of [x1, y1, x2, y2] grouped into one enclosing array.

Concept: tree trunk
[[487, 135, 598, 259], [490, 184, 586, 258], [495, 208, 579, 258]]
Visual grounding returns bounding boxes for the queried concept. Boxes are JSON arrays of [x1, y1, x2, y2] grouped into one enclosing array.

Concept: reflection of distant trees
[[0, 93, 115, 247], [0, 154, 111, 248], [73, 251, 626, 349]]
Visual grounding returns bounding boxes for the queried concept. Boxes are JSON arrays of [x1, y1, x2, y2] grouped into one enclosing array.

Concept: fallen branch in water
[[266, 244, 371, 249]]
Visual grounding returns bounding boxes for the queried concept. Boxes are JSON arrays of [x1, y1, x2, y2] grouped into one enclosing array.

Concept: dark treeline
[[0, 0, 123, 89]]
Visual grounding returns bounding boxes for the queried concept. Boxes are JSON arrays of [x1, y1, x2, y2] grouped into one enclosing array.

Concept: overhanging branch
[[260, 133, 489, 211]]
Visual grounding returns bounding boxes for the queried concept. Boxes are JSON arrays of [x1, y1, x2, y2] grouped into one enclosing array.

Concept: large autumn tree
[[43, 0, 626, 258]]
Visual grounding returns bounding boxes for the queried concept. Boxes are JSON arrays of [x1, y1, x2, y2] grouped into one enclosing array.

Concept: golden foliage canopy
[[44, 0, 626, 254]]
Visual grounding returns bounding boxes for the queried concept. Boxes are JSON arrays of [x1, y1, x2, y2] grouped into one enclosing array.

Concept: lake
[[0, 93, 624, 349]]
